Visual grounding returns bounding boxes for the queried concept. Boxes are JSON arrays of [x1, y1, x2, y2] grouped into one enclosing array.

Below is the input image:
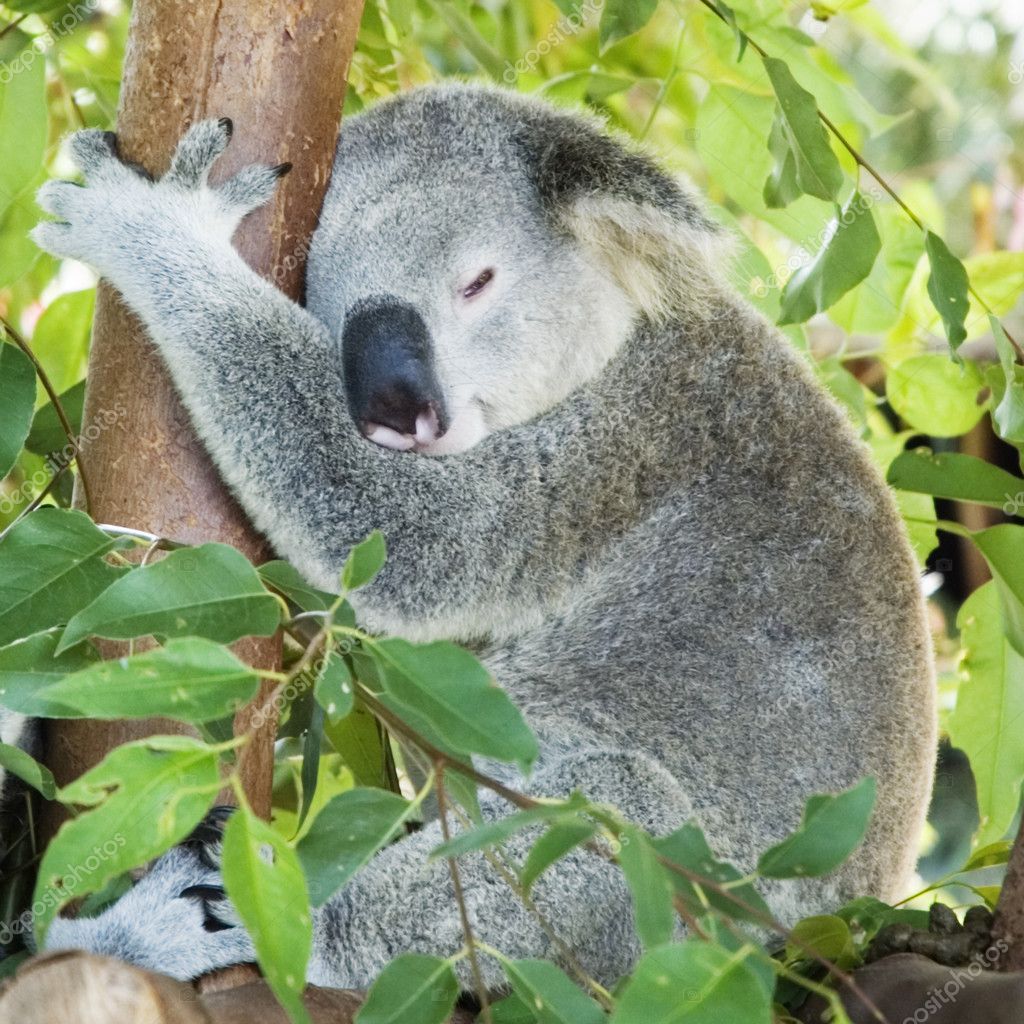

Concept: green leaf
[[925, 232, 970, 356], [886, 355, 985, 437], [971, 525, 1024, 657], [778, 193, 881, 325], [58, 542, 281, 653], [33, 735, 220, 939], [431, 798, 585, 861], [961, 840, 1013, 872], [324, 705, 389, 789], [599, 0, 659, 51], [28, 290, 95, 397], [0, 630, 97, 716], [356, 953, 459, 1024], [948, 582, 1024, 846], [715, 1, 749, 62], [2, 637, 260, 722], [342, 531, 387, 592], [991, 316, 1024, 445], [785, 915, 856, 967], [0, 508, 124, 647], [762, 106, 802, 209], [617, 826, 676, 949], [298, 787, 415, 906], [223, 807, 312, 1024], [422, 0, 508, 82], [0, 342, 35, 479], [610, 941, 772, 1024], [652, 821, 770, 924], [886, 450, 1024, 510], [757, 777, 876, 879], [0, 741, 55, 798], [372, 638, 538, 772], [259, 560, 338, 612], [0, 31, 47, 203], [25, 380, 86, 457], [314, 649, 354, 725], [520, 819, 597, 893], [762, 56, 843, 203], [502, 959, 604, 1024]]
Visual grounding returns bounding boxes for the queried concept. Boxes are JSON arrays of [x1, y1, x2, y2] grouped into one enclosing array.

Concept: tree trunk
[[43, 0, 364, 828], [994, 814, 1024, 970]]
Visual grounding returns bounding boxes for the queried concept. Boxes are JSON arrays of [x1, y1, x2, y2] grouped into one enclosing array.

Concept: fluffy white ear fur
[[560, 194, 735, 321]]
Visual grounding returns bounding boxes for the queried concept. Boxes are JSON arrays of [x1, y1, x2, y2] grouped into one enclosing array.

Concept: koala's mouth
[[362, 402, 445, 453]]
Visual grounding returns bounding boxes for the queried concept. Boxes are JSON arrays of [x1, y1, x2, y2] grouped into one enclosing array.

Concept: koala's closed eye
[[461, 267, 495, 299]]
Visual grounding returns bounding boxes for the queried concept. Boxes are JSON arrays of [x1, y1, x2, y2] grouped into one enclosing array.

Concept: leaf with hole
[[57, 542, 281, 653], [223, 807, 312, 1024], [925, 232, 970, 357], [33, 735, 221, 940]]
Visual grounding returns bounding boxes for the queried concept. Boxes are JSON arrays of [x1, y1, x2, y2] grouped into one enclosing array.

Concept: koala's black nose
[[341, 299, 448, 451]]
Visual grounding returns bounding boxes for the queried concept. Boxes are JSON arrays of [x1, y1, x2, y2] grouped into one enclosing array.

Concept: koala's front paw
[[44, 807, 256, 981], [32, 119, 290, 268]]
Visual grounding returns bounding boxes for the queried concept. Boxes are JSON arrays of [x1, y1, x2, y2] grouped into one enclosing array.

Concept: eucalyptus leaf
[[33, 736, 221, 939], [778, 193, 880, 324], [948, 582, 1024, 845], [599, 0, 658, 52], [757, 777, 876, 879], [886, 450, 1024, 510], [298, 787, 415, 906], [971, 524, 1024, 657], [610, 941, 772, 1024], [0, 508, 124, 647], [25, 380, 86, 457], [2, 637, 260, 722], [372, 638, 538, 772], [502, 959, 604, 1024], [58, 542, 281, 653], [0, 342, 35, 480], [617, 826, 676, 949], [0, 741, 56, 798], [520, 819, 597, 893], [342, 531, 387, 592], [991, 315, 1024, 444], [762, 56, 843, 203], [223, 807, 312, 1024], [259, 560, 338, 612], [314, 648, 354, 725], [356, 953, 459, 1024], [886, 355, 985, 438], [925, 232, 970, 356]]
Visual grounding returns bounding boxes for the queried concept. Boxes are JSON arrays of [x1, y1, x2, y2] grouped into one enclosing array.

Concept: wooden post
[[43, 0, 365, 824]]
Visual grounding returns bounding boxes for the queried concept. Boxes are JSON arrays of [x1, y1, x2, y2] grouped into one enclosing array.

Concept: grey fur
[[30, 83, 936, 988]]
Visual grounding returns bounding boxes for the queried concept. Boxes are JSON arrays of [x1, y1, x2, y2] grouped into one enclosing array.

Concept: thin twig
[[0, 12, 27, 42], [437, 765, 493, 1024], [0, 316, 93, 511]]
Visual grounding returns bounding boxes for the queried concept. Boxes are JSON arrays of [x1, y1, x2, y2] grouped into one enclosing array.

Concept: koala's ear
[[517, 113, 730, 321]]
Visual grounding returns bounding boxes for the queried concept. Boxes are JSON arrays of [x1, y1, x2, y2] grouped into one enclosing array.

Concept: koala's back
[[488, 295, 935, 918]]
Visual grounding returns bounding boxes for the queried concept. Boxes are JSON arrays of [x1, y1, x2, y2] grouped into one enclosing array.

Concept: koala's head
[[307, 83, 722, 455]]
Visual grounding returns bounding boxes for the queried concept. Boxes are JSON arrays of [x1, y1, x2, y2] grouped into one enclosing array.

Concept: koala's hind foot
[[44, 808, 255, 981]]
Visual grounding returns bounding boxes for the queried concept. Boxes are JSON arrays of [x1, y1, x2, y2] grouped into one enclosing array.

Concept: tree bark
[[994, 814, 1024, 970], [43, 0, 364, 827]]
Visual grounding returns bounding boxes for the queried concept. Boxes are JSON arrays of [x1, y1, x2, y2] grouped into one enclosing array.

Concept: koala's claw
[[181, 884, 235, 933], [165, 117, 233, 189]]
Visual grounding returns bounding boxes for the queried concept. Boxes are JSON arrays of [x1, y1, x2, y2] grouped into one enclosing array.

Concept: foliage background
[[1, 0, 1024, 1021]]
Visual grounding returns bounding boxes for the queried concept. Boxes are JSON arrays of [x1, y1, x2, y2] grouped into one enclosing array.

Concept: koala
[[28, 83, 936, 990]]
